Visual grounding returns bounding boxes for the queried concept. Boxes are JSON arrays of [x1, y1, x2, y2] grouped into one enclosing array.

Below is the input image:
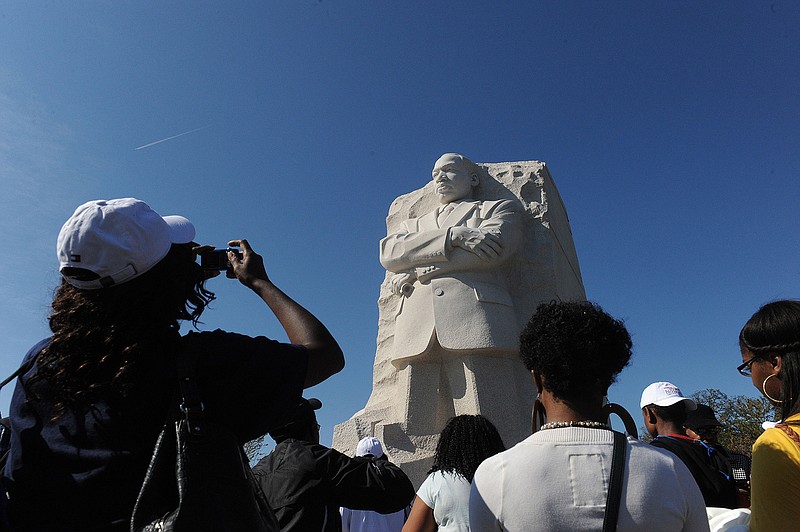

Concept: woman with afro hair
[[469, 300, 709, 531], [403, 414, 504, 532]]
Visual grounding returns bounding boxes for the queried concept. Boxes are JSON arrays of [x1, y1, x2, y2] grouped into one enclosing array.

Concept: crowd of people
[[0, 196, 798, 531]]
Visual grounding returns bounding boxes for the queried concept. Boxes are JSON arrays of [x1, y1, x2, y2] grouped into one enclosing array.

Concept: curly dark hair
[[519, 300, 632, 405], [740, 300, 800, 420], [24, 244, 214, 418], [428, 414, 505, 483]]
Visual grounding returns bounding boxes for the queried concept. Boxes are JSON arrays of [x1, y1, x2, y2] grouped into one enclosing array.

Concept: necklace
[[539, 420, 611, 430]]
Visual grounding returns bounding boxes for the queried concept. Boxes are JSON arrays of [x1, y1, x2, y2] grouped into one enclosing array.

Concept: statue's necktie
[[437, 203, 456, 225]]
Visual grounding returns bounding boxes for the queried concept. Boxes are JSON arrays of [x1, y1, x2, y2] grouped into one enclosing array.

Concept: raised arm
[[227, 239, 344, 388]]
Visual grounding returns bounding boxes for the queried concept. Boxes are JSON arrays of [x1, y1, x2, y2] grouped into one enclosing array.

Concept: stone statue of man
[[379, 153, 524, 438]]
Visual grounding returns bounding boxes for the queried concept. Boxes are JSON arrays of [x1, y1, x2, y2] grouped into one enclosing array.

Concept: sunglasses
[[737, 355, 760, 377]]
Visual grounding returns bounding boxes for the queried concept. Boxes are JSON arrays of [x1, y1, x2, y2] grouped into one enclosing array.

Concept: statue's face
[[431, 153, 478, 204]]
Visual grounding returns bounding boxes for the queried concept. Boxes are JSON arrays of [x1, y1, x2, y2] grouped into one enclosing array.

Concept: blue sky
[[1, 1, 798, 447]]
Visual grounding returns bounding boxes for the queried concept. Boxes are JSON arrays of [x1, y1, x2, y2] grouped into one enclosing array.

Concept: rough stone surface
[[332, 159, 585, 487]]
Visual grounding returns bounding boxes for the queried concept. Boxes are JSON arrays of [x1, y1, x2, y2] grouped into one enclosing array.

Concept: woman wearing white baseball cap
[[1, 198, 344, 531]]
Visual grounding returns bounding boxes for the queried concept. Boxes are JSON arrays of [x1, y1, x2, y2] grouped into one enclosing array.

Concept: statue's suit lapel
[[441, 201, 479, 228]]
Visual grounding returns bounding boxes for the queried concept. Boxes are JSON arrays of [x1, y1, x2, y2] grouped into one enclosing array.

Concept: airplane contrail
[[134, 125, 210, 150]]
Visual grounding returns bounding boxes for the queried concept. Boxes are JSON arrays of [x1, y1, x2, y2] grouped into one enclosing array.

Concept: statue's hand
[[449, 227, 503, 261], [390, 272, 415, 296]]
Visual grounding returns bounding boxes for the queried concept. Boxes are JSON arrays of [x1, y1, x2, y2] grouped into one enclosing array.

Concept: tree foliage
[[690, 388, 778, 456], [243, 434, 271, 465]]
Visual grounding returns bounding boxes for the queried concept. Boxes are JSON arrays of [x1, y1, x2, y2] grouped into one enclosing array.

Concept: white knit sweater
[[470, 427, 710, 531]]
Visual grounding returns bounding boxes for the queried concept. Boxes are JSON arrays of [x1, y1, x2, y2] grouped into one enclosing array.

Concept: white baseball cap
[[355, 436, 384, 458], [57, 198, 196, 289], [640, 381, 697, 410]]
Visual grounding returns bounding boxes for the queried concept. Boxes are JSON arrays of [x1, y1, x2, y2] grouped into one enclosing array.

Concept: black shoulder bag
[[0, 353, 42, 532], [602, 430, 627, 532], [130, 349, 279, 532]]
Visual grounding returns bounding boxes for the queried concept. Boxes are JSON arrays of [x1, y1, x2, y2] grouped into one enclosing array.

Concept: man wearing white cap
[[641, 381, 738, 508], [1, 198, 345, 531], [340, 437, 410, 532]]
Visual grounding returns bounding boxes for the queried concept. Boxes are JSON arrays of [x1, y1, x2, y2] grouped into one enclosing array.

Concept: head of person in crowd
[[26, 198, 214, 418], [268, 398, 323, 444], [640, 381, 697, 437], [431, 153, 480, 205], [684, 403, 723, 443], [739, 299, 800, 421], [355, 436, 385, 459], [519, 300, 633, 421], [428, 414, 504, 483]]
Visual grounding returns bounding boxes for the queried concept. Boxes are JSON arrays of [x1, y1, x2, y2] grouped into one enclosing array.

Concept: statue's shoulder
[[476, 198, 520, 216]]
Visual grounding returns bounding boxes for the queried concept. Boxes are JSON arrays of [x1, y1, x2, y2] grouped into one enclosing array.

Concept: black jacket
[[252, 439, 414, 532], [651, 435, 738, 509]]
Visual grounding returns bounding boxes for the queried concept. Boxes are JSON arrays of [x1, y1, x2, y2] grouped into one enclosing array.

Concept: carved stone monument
[[333, 154, 585, 486]]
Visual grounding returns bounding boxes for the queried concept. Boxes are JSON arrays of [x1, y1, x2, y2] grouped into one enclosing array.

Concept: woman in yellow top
[[739, 300, 800, 532]]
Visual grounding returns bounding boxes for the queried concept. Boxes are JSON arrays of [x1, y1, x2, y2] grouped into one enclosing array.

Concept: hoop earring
[[762, 374, 783, 404], [532, 393, 546, 433]]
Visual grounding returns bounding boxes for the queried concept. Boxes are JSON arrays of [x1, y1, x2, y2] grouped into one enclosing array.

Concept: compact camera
[[200, 248, 242, 272]]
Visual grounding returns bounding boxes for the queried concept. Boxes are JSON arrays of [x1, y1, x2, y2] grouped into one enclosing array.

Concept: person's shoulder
[[630, 440, 703, 488], [9, 337, 53, 381], [418, 470, 451, 495], [253, 448, 276, 467], [631, 437, 691, 465], [650, 434, 697, 453], [312, 441, 352, 460], [441, 470, 470, 486], [27, 337, 52, 355], [752, 429, 800, 476], [18, 337, 52, 363], [755, 425, 800, 452], [423, 469, 449, 485], [473, 445, 518, 485], [475, 446, 509, 471], [280, 439, 352, 467], [281, 437, 317, 451], [182, 329, 303, 355], [259, 439, 320, 466], [182, 329, 255, 344], [251, 446, 280, 475]]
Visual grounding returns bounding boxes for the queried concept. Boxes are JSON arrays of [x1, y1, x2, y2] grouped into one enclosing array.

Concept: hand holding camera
[[199, 239, 267, 287], [224, 239, 270, 287], [199, 247, 241, 274]]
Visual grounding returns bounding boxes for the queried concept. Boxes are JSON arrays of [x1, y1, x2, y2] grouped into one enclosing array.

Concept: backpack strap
[[0, 352, 40, 392], [0, 351, 43, 473], [694, 439, 732, 481]]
